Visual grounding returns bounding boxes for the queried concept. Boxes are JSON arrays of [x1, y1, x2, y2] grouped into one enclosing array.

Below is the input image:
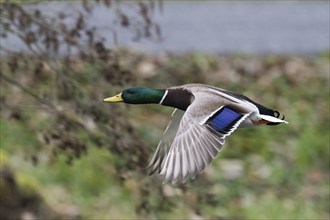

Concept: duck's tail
[[247, 98, 288, 126], [260, 110, 288, 125]]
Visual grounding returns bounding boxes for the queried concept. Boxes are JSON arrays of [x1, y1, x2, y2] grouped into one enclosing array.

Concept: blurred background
[[0, 1, 329, 219]]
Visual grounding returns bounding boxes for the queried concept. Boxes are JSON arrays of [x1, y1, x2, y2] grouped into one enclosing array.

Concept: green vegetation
[[0, 1, 329, 218], [1, 50, 329, 219]]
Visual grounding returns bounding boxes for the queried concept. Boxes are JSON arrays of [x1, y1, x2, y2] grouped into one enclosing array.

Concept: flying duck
[[103, 84, 288, 184]]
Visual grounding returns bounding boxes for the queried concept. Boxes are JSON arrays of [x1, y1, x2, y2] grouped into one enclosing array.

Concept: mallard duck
[[103, 84, 288, 184]]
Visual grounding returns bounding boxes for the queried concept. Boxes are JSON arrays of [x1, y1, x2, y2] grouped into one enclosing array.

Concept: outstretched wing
[[147, 109, 185, 175], [150, 105, 251, 184]]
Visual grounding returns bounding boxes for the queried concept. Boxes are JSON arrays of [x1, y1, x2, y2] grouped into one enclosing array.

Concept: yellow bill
[[103, 92, 123, 102]]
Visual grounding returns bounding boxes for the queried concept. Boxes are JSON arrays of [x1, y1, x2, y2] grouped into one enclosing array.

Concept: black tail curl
[[267, 110, 286, 126], [239, 96, 286, 126]]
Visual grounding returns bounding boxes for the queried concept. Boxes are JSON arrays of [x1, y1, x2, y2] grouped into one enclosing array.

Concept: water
[[150, 1, 330, 54], [2, 1, 329, 55]]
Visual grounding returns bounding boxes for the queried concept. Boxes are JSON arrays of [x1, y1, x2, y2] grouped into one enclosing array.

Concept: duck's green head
[[103, 88, 166, 104]]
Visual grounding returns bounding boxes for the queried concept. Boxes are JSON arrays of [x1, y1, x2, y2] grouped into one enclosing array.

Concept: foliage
[[0, 1, 329, 219], [0, 1, 165, 219], [0, 0, 163, 166], [1, 50, 329, 219]]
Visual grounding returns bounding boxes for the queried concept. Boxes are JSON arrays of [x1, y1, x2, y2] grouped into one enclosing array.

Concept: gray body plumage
[[147, 84, 287, 184]]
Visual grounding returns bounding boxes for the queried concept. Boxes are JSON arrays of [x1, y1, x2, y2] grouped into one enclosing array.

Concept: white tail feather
[[259, 115, 288, 124]]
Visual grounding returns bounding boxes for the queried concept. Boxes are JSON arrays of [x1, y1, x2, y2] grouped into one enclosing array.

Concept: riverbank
[[1, 1, 329, 55], [1, 50, 329, 219]]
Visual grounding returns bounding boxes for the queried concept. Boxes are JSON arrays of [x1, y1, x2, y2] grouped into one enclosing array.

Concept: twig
[[0, 72, 58, 111]]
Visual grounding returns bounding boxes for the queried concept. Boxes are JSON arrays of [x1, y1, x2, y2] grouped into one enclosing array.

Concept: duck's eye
[[273, 111, 280, 118], [127, 90, 134, 94]]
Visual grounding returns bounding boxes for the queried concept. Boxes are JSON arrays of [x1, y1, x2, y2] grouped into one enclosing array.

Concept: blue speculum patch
[[207, 107, 242, 133]]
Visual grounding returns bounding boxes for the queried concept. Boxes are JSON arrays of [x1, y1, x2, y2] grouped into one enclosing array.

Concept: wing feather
[[147, 85, 255, 184], [187, 147, 197, 179], [172, 153, 181, 184], [181, 149, 189, 182], [156, 106, 251, 184], [147, 109, 185, 175]]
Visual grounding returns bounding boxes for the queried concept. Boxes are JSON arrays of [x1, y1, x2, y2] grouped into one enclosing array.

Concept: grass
[[1, 51, 329, 219]]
